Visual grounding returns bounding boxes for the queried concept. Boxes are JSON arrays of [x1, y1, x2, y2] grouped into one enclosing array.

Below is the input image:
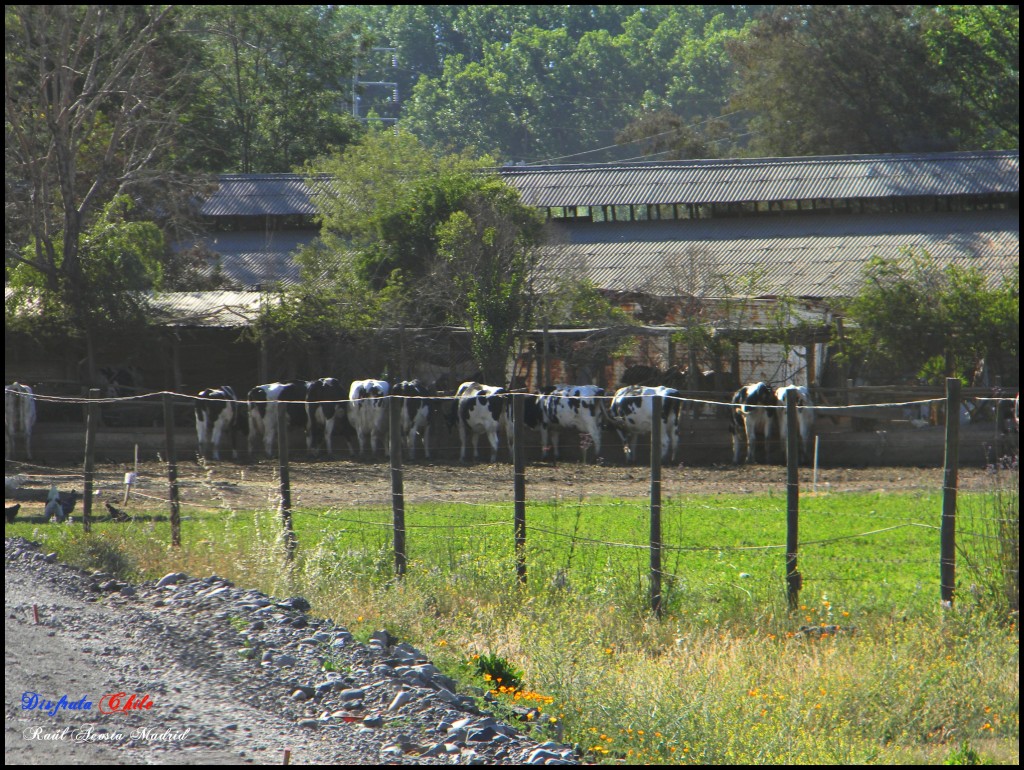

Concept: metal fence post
[[162, 392, 181, 547], [650, 394, 663, 617], [390, 394, 406, 578], [786, 388, 801, 610], [83, 389, 100, 533], [277, 400, 296, 560], [513, 393, 527, 585], [940, 377, 961, 606]]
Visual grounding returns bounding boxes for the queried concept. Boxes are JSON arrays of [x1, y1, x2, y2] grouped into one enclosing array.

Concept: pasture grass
[[8, 484, 1018, 765]]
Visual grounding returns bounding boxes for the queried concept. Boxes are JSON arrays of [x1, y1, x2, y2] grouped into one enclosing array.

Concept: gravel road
[[5, 537, 577, 765]]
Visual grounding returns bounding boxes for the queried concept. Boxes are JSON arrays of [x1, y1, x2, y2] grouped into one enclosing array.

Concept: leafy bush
[[475, 652, 524, 690]]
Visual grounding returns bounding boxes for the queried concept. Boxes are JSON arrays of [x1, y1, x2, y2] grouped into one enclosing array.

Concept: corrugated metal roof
[[199, 175, 333, 217], [534, 210, 1019, 299], [175, 230, 317, 289], [149, 291, 273, 328], [198, 151, 1019, 217], [501, 151, 1019, 208]]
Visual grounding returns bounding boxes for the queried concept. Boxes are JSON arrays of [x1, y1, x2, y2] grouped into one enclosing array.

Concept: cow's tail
[[597, 396, 624, 432]]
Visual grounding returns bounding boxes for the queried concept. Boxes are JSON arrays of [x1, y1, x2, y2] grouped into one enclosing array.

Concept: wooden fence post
[[162, 393, 181, 547], [786, 388, 801, 611], [390, 394, 406, 578], [513, 393, 527, 585], [940, 377, 961, 606], [276, 400, 296, 560], [82, 389, 100, 533], [650, 394, 663, 617]]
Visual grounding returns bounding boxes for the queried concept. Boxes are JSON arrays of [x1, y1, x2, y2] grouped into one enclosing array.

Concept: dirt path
[[5, 537, 578, 765]]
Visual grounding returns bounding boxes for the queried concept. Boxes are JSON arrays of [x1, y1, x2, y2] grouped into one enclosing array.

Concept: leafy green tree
[[7, 197, 164, 345], [841, 251, 1019, 385], [309, 131, 491, 290], [5, 5, 191, 372], [727, 5, 976, 156], [181, 5, 363, 172], [291, 131, 548, 381], [921, 5, 1019, 149], [432, 188, 544, 381]]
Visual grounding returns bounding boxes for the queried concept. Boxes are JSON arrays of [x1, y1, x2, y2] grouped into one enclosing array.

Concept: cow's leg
[[764, 411, 774, 464], [744, 413, 757, 464], [667, 419, 678, 462], [487, 428, 500, 463], [590, 427, 602, 462], [247, 415, 257, 458], [547, 428, 559, 461], [323, 415, 334, 459], [731, 423, 743, 465], [401, 423, 413, 460], [196, 418, 207, 460], [458, 422, 469, 462], [264, 423, 276, 459], [211, 420, 224, 461], [421, 421, 431, 460]]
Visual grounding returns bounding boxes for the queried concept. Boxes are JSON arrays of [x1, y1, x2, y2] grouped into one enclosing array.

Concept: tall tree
[[295, 131, 546, 382], [726, 5, 1018, 157], [181, 5, 363, 172], [921, 5, 1019, 149], [5, 5, 189, 370], [841, 251, 1019, 385]]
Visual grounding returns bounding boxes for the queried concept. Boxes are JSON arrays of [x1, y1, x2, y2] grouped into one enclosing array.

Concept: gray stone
[[155, 573, 188, 589]]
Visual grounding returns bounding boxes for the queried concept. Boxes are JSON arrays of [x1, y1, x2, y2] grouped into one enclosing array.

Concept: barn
[[144, 149, 1018, 394], [500, 150, 1019, 388], [5, 150, 1018, 463]]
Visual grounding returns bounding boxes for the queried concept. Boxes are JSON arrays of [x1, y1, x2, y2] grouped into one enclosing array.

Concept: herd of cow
[[5, 377, 818, 467], [189, 377, 818, 467], [4, 376, 815, 466]]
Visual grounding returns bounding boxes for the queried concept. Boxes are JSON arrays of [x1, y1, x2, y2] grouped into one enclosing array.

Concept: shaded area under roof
[[500, 150, 1019, 208], [536, 210, 1019, 299]]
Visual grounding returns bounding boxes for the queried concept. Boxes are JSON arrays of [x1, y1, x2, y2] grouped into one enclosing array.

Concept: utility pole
[[352, 46, 398, 125]]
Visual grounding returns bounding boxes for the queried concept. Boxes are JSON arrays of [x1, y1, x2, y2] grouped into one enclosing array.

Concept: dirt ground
[[6, 456, 1003, 522]]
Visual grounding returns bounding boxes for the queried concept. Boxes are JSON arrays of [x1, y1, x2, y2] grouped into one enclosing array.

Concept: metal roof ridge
[[498, 149, 1019, 173]]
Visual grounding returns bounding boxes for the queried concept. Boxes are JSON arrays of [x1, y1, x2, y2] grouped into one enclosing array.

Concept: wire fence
[[5, 383, 1019, 615]]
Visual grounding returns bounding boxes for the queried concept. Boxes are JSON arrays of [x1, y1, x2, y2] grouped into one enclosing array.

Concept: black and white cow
[[775, 384, 816, 465], [247, 381, 310, 459], [194, 385, 241, 461], [608, 385, 682, 464], [536, 385, 607, 462], [5, 382, 37, 461], [455, 381, 508, 463], [390, 379, 433, 460], [305, 377, 347, 458], [348, 379, 390, 457], [730, 382, 780, 464]]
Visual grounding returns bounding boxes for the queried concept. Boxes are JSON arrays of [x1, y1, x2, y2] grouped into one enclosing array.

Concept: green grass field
[[7, 484, 1018, 765]]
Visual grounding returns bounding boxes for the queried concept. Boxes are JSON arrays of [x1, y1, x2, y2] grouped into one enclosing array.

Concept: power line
[[525, 111, 745, 166]]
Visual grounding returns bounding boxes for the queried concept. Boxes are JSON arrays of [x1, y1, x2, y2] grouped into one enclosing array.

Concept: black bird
[[105, 500, 130, 522], [5, 504, 20, 524]]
